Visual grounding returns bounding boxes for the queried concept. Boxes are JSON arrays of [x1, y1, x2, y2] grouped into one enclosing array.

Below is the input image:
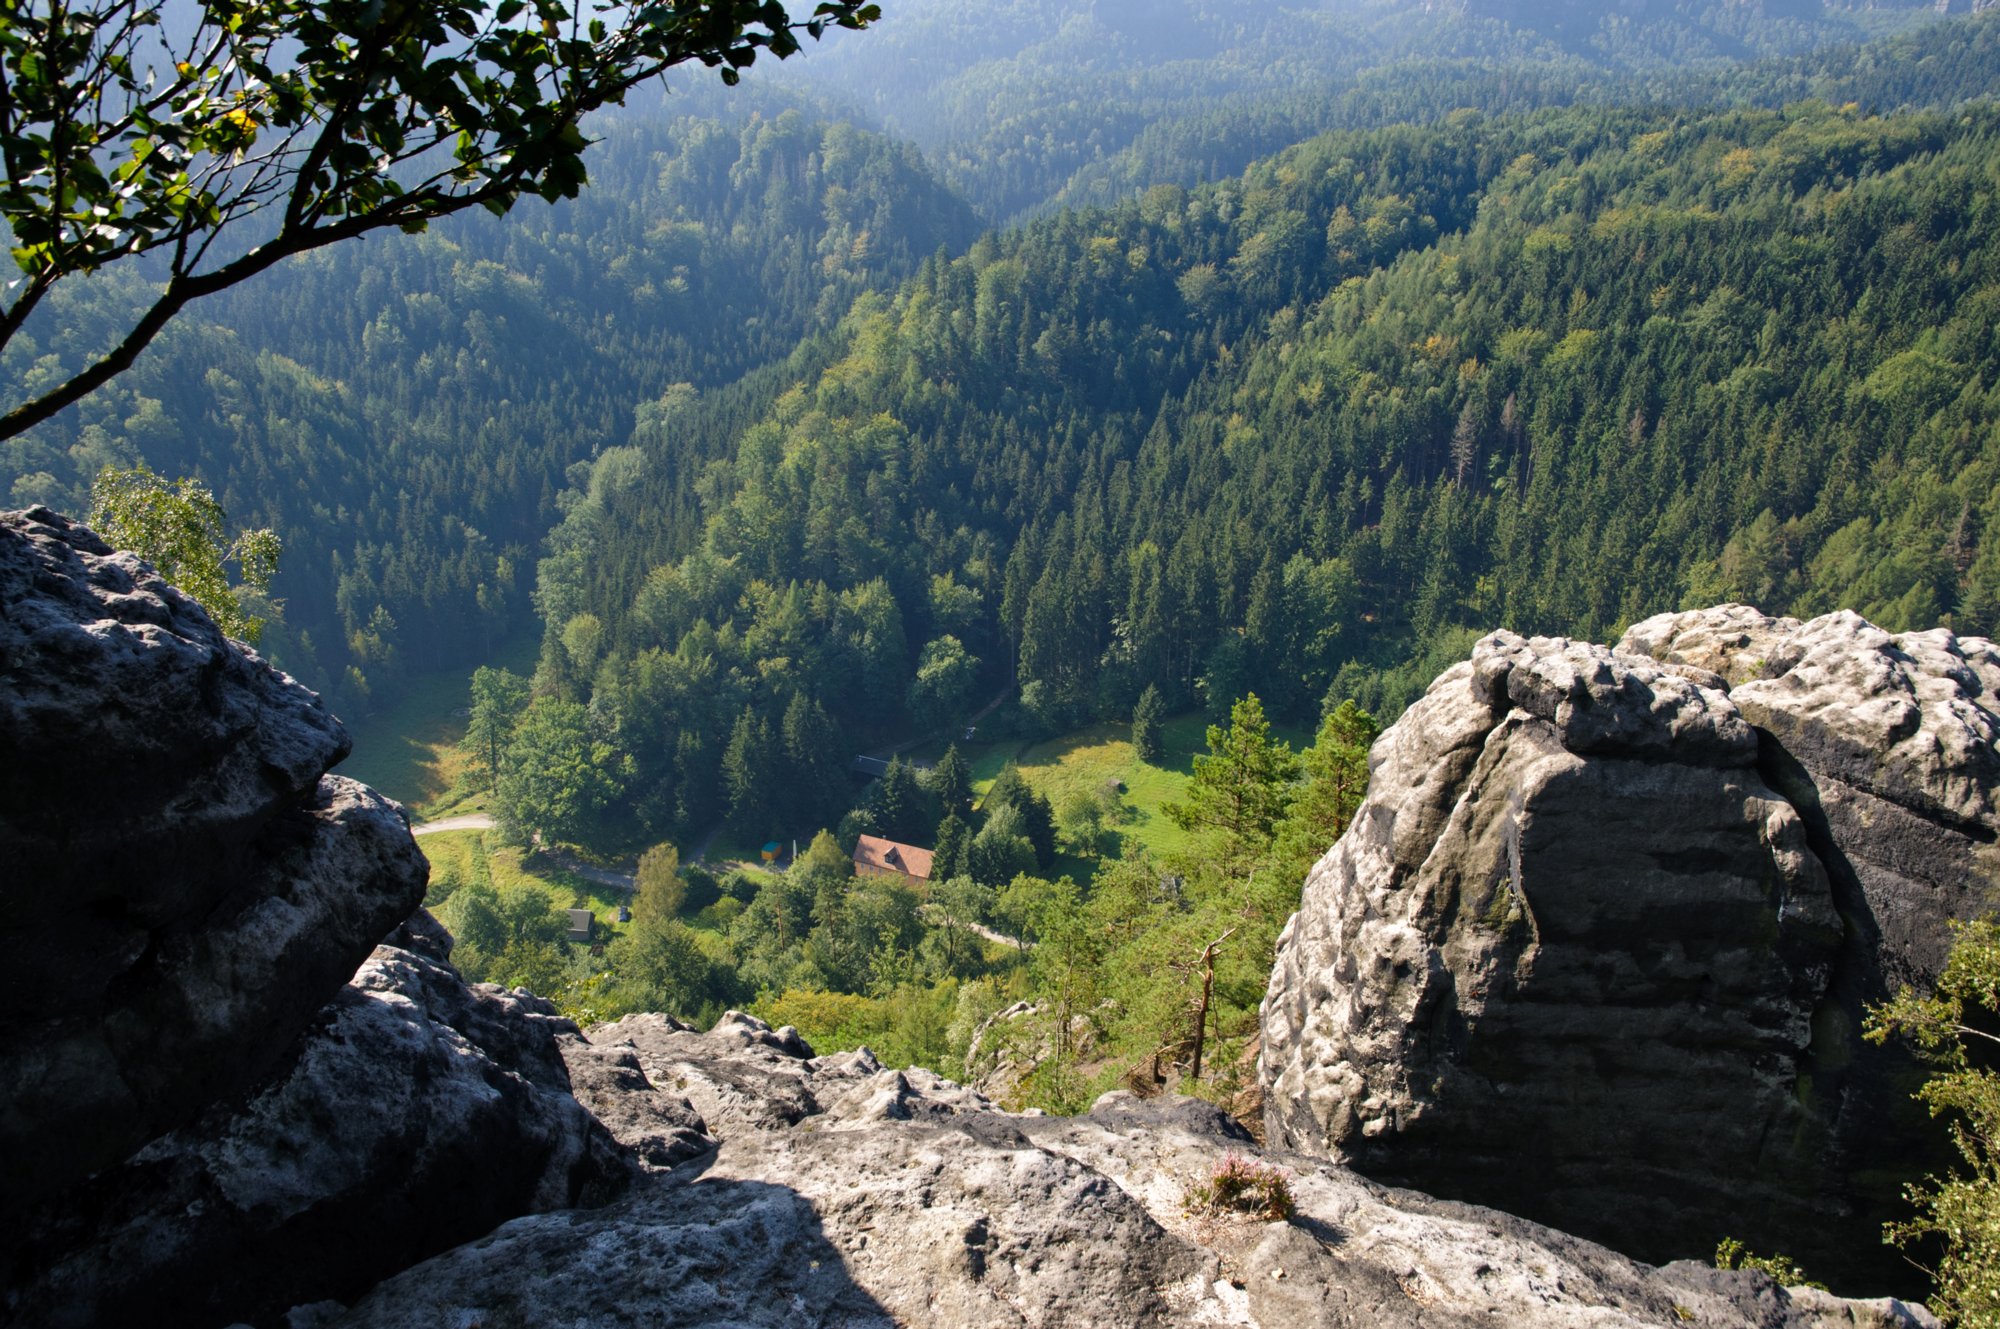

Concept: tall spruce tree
[[926, 744, 975, 823], [1132, 684, 1166, 764]]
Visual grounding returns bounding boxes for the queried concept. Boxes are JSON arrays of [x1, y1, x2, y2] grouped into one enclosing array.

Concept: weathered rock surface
[[331, 1015, 1935, 1329], [0, 507, 427, 1206], [1262, 613, 2000, 1291], [5, 929, 638, 1329], [1620, 605, 2000, 988]]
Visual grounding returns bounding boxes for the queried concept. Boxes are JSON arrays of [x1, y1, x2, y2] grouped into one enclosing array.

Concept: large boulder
[[1260, 614, 2000, 1291], [3, 926, 638, 1329], [329, 1015, 1935, 1329], [0, 507, 428, 1206]]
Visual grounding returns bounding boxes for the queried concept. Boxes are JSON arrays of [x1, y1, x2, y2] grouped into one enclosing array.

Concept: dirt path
[[920, 904, 1030, 952], [534, 844, 636, 893], [411, 813, 495, 837]]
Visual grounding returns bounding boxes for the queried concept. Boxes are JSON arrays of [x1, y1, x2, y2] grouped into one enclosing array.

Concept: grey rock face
[[333, 1016, 1934, 1329], [1262, 613, 2000, 1290], [577, 1008, 994, 1140], [0, 507, 428, 1207], [5, 934, 637, 1329], [1620, 605, 2000, 987], [558, 1034, 716, 1170]]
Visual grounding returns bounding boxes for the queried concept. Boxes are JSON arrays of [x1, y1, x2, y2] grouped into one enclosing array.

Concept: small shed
[[852, 834, 935, 887], [566, 909, 594, 943]]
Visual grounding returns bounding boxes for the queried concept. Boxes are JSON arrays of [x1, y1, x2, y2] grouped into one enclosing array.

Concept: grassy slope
[[421, 828, 633, 928], [333, 634, 537, 814], [949, 710, 1316, 878]]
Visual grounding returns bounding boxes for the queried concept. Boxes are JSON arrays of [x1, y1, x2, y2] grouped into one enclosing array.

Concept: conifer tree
[[926, 744, 975, 823], [870, 756, 928, 843], [723, 707, 777, 837], [1132, 683, 1166, 763], [933, 813, 971, 883], [983, 765, 1056, 868], [1166, 693, 1297, 876]]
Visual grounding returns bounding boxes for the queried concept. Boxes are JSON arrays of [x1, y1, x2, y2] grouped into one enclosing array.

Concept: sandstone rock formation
[[1261, 611, 2000, 1290], [1, 510, 1956, 1326], [1620, 605, 2000, 988], [0, 507, 427, 1207], [0, 509, 634, 1328], [330, 1014, 1936, 1329], [5, 923, 639, 1329]]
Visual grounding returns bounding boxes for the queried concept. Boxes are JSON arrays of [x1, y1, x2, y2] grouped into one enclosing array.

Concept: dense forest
[[525, 72, 2000, 851], [749, 0, 1950, 221], [376, 11, 2000, 1125], [0, 0, 1980, 722], [1, 113, 977, 711]]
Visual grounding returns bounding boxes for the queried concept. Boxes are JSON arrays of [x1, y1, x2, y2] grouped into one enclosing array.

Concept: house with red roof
[[851, 833, 934, 888]]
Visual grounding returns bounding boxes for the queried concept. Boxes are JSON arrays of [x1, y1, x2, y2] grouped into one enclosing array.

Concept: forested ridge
[[2, 1, 1985, 722], [529, 64, 2000, 850], [424, 52, 2000, 1120], [2, 112, 977, 711], [6, 0, 2000, 1131], [745, 0, 1953, 223]]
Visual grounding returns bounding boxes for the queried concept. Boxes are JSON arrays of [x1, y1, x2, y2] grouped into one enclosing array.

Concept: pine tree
[[1133, 683, 1166, 763], [871, 756, 928, 843], [1269, 700, 1378, 889], [782, 691, 845, 827], [926, 744, 975, 822], [723, 707, 777, 837], [933, 813, 971, 882], [1165, 693, 1298, 876], [1450, 400, 1479, 487]]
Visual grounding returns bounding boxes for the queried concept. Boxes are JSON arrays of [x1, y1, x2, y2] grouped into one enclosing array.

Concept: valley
[[6, 0, 2000, 1322]]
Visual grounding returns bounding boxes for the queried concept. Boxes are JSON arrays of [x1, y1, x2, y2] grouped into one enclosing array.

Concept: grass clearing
[[957, 710, 1317, 867], [420, 828, 632, 930], [335, 634, 536, 815]]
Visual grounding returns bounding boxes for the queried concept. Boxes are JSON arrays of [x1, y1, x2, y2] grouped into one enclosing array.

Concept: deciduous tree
[[87, 463, 279, 642]]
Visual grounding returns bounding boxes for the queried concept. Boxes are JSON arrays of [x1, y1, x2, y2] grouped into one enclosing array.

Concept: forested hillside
[[1, 113, 977, 711], [747, 0, 1946, 221], [5, 2, 1980, 721], [1047, 12, 2000, 214], [530, 47, 2000, 847]]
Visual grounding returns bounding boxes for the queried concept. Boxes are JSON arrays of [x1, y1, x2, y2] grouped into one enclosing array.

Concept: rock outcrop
[[330, 1014, 1936, 1329], [0, 507, 427, 1207], [2, 511, 1957, 1325], [6, 926, 637, 1329], [1261, 610, 2000, 1290], [1620, 606, 2000, 989], [0, 509, 635, 1328]]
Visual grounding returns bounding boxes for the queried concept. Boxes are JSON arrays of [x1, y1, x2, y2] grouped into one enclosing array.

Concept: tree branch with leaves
[[0, 0, 878, 440]]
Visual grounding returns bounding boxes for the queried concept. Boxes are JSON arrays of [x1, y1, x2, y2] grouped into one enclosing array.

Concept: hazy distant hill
[[739, 0, 1942, 220]]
